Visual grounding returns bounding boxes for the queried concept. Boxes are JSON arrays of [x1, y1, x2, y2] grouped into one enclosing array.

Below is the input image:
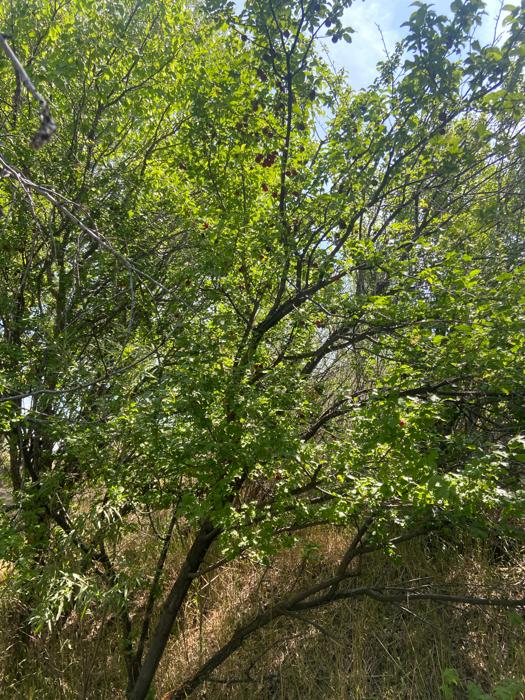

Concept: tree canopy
[[0, 1, 524, 698]]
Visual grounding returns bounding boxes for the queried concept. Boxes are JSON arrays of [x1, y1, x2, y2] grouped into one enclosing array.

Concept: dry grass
[[1, 527, 524, 699], [155, 530, 525, 700]]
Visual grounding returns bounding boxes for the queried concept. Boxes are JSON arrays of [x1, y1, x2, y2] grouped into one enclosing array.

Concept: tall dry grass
[[1, 527, 524, 699]]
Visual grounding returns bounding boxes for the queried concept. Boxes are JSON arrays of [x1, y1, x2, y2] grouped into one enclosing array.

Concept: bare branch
[[0, 32, 56, 147]]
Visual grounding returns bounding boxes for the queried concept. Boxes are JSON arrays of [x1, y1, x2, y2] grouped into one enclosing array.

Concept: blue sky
[[324, 0, 506, 88]]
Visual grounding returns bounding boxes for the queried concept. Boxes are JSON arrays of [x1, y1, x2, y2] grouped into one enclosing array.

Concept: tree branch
[[0, 32, 56, 147]]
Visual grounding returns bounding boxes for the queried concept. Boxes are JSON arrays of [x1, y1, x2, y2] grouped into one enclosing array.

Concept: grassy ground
[[1, 528, 524, 699]]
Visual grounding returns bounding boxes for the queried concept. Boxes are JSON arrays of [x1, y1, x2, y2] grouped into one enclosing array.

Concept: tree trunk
[[127, 519, 219, 700]]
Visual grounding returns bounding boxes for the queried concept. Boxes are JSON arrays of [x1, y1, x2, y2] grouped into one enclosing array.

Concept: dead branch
[[0, 32, 56, 147]]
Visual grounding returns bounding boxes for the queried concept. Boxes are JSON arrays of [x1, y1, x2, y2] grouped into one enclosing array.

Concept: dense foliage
[[0, 0, 524, 697]]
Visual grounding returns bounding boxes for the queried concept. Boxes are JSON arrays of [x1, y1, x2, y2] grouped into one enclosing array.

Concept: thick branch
[[164, 580, 525, 699]]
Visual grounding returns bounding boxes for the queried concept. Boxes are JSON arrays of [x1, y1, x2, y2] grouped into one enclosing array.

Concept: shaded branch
[[164, 574, 525, 699]]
